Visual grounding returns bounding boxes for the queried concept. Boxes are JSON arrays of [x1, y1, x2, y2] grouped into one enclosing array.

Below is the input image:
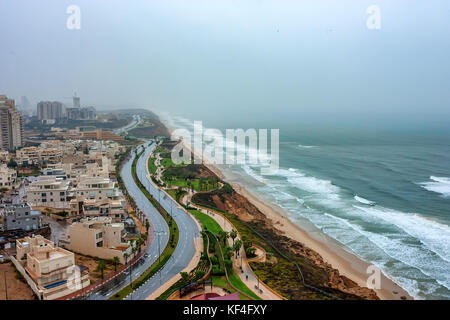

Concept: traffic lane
[[124, 205, 198, 300], [87, 149, 169, 300], [123, 144, 199, 300]]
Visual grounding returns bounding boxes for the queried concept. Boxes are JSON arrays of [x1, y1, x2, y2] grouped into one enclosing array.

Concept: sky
[[0, 0, 449, 131]]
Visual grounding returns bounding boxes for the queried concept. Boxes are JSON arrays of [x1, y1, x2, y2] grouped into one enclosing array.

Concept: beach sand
[[160, 117, 413, 300]]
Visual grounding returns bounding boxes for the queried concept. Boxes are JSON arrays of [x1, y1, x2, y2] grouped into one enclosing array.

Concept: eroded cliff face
[[216, 190, 379, 300]]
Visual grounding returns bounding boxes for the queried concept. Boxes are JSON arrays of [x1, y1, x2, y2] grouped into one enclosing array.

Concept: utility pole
[[3, 271, 8, 300]]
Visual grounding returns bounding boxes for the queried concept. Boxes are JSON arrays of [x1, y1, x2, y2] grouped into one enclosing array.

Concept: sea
[[157, 111, 450, 300]]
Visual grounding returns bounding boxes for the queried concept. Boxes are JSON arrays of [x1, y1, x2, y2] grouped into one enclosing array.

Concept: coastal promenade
[[181, 192, 283, 300]]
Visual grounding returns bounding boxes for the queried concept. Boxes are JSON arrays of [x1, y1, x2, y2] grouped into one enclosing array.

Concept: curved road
[[87, 142, 169, 300], [123, 142, 199, 300], [86, 140, 199, 300]]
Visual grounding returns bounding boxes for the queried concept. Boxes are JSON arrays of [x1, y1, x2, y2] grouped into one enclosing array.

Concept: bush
[[212, 265, 224, 276], [224, 259, 232, 269], [210, 256, 218, 265], [195, 270, 206, 279]]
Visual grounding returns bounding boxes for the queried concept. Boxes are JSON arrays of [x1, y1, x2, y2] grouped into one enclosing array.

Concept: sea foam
[[419, 176, 450, 198]]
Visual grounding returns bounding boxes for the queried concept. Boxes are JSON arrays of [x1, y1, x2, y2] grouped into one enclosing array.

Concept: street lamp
[[3, 271, 8, 300]]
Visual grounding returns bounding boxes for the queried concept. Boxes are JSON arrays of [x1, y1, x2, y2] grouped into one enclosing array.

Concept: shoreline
[[158, 114, 413, 300]]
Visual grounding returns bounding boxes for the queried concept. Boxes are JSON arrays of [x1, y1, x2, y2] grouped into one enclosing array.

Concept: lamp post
[[4, 271, 8, 300]]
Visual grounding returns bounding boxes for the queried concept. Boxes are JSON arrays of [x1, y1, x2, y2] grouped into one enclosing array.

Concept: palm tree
[[230, 229, 237, 245], [124, 252, 129, 265], [233, 240, 242, 259], [112, 256, 120, 272], [218, 231, 229, 246], [96, 260, 106, 279]]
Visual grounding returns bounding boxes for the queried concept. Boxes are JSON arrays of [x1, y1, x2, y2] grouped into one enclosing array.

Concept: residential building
[[0, 163, 17, 190], [15, 235, 89, 300], [69, 197, 126, 222], [73, 177, 121, 201], [26, 176, 72, 209], [37, 101, 66, 121], [0, 203, 42, 231], [16, 146, 62, 166], [63, 217, 131, 264], [0, 94, 24, 150]]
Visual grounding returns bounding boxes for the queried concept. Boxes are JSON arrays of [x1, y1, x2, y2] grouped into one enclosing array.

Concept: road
[[86, 141, 199, 300], [86, 142, 169, 300], [113, 114, 141, 134], [123, 142, 200, 300]]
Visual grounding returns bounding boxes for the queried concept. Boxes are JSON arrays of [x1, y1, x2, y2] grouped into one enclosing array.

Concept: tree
[[180, 272, 190, 284], [112, 256, 120, 272], [145, 220, 150, 231], [233, 240, 242, 259], [218, 231, 229, 246], [7, 158, 17, 168], [230, 229, 237, 245], [124, 252, 129, 265], [96, 260, 106, 279]]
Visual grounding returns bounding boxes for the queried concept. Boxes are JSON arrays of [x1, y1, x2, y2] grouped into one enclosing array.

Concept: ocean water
[[158, 112, 450, 300]]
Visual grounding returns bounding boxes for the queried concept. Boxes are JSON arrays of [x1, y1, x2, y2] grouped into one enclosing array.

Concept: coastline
[[158, 115, 412, 300]]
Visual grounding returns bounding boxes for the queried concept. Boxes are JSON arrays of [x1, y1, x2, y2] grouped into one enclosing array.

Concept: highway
[[123, 142, 199, 300], [113, 114, 141, 134], [86, 141, 199, 300], [86, 142, 169, 300]]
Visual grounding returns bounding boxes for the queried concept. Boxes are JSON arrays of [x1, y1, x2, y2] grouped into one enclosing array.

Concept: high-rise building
[[0, 94, 24, 151], [73, 94, 80, 108], [37, 101, 66, 121]]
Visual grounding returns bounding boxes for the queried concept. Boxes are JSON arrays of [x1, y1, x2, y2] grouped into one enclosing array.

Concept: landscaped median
[[109, 149, 179, 300]]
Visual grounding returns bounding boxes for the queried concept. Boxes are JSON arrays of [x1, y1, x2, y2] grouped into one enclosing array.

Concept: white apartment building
[[73, 177, 122, 201], [0, 163, 17, 190], [26, 176, 72, 209], [63, 217, 131, 264], [14, 235, 89, 300]]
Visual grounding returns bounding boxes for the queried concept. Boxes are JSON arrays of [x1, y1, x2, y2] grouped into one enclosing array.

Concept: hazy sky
[[1, 0, 449, 129]]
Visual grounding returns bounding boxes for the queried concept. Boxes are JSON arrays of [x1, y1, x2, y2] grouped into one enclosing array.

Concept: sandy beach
[[160, 117, 412, 300]]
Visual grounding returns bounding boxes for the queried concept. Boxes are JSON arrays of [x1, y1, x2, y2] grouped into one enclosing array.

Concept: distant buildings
[[0, 163, 17, 190], [37, 101, 66, 121], [14, 235, 89, 300], [62, 217, 131, 264], [0, 94, 24, 151], [66, 106, 96, 120], [36, 95, 96, 122], [81, 129, 124, 142], [0, 203, 42, 231]]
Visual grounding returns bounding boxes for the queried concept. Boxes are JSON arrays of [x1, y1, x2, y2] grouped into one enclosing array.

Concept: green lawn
[[228, 270, 261, 300], [166, 178, 218, 192], [189, 210, 223, 236], [148, 157, 157, 174]]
